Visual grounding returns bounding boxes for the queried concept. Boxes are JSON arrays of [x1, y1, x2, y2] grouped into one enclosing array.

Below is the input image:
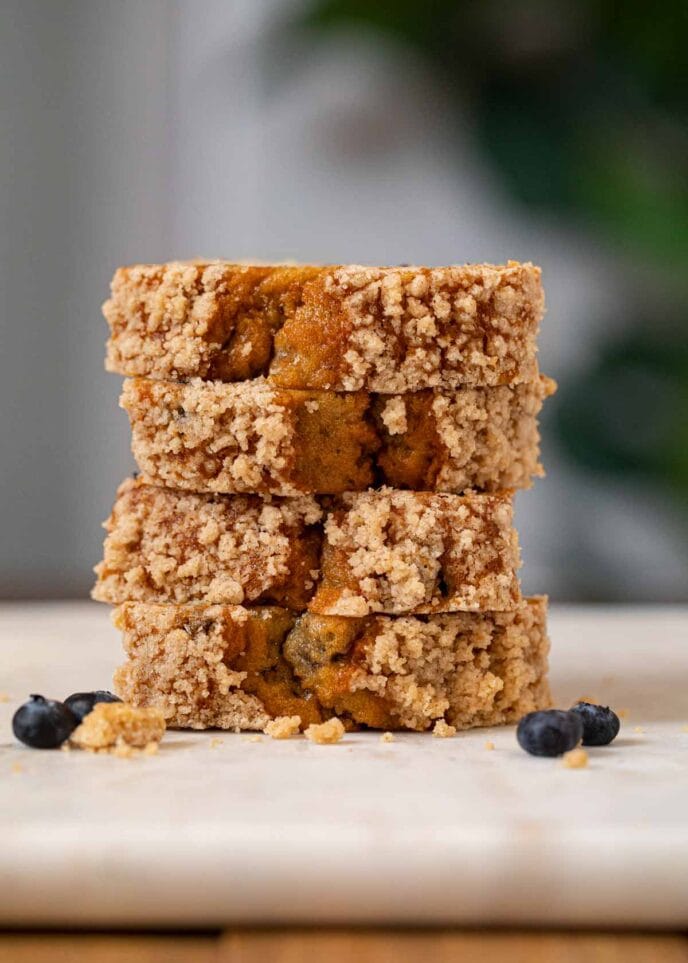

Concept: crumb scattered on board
[[617, 708, 630, 719], [110, 738, 159, 759], [484, 740, 495, 751], [209, 737, 223, 749], [380, 731, 395, 743], [432, 720, 456, 739], [264, 715, 301, 740], [305, 718, 345, 745], [242, 734, 262, 743], [0, 693, 11, 703], [633, 726, 646, 734], [562, 748, 588, 769], [70, 703, 165, 755], [11, 762, 23, 774], [681, 725, 688, 733]]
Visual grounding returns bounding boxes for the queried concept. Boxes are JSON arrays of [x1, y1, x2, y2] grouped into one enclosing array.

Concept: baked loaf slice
[[93, 480, 520, 615], [93, 478, 323, 610], [113, 597, 550, 731], [309, 488, 519, 615], [122, 376, 553, 496], [104, 261, 544, 391]]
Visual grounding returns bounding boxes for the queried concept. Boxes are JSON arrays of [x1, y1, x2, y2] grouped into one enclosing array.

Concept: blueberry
[[516, 709, 583, 757], [12, 695, 78, 749], [570, 702, 620, 746], [63, 690, 122, 722]]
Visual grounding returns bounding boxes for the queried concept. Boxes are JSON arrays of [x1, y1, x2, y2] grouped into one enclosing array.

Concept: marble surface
[[1, 601, 686, 928]]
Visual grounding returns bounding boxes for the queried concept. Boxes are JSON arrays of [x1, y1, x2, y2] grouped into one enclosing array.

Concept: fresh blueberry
[[516, 709, 583, 757], [570, 702, 620, 746], [63, 690, 122, 722], [12, 695, 79, 749]]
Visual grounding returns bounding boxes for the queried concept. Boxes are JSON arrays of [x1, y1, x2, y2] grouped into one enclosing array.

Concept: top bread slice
[[104, 260, 543, 392]]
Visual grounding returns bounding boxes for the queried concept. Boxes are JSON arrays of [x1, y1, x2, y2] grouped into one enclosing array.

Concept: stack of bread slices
[[93, 261, 554, 735]]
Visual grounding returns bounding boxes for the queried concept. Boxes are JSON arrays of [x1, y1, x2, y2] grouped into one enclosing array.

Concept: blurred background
[[1, 0, 686, 601]]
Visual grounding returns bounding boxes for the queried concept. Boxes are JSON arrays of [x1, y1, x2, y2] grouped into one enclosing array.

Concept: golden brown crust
[[122, 376, 553, 496], [113, 598, 550, 732], [104, 260, 543, 391], [94, 482, 520, 615]]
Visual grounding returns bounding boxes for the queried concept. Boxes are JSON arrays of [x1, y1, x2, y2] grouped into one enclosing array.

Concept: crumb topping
[[313, 488, 520, 615], [105, 261, 544, 391], [326, 262, 542, 392], [432, 720, 457, 738], [113, 599, 549, 734], [70, 703, 165, 751], [94, 478, 322, 608], [95, 482, 519, 616], [304, 718, 345, 744], [122, 377, 300, 495], [264, 715, 302, 739], [562, 747, 589, 769], [122, 376, 551, 496], [112, 603, 278, 731], [379, 397, 407, 435], [346, 599, 550, 730]]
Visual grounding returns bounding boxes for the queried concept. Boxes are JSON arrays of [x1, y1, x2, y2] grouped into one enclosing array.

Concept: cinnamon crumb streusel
[[304, 718, 345, 744], [70, 703, 165, 752], [312, 488, 520, 615], [562, 748, 589, 769], [112, 598, 550, 733], [264, 715, 302, 739], [432, 720, 457, 739], [93, 477, 323, 609], [104, 261, 544, 392], [122, 376, 553, 496], [95, 481, 521, 616]]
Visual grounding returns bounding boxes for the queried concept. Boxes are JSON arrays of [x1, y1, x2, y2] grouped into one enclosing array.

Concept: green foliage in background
[[297, 0, 688, 498], [557, 335, 688, 495], [300, 0, 687, 266]]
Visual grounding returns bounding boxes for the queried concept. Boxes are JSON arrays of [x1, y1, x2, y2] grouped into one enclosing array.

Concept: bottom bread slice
[[113, 598, 550, 732]]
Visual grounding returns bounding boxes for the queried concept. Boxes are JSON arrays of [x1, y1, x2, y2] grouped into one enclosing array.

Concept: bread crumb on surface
[[70, 703, 165, 753], [432, 719, 457, 739], [617, 708, 629, 719], [0, 693, 11, 703], [111, 736, 159, 759], [209, 737, 223, 748], [11, 762, 23, 774], [633, 726, 646, 734], [380, 731, 395, 743], [264, 715, 302, 740], [242, 734, 262, 743], [304, 718, 345, 745], [562, 747, 589, 769], [484, 740, 495, 751], [681, 725, 688, 733]]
